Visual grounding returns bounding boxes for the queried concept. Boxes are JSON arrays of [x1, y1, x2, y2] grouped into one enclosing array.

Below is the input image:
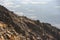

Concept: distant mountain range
[[0, 5, 60, 40]]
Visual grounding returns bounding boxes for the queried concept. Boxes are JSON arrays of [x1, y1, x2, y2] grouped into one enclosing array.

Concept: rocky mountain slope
[[0, 5, 60, 40]]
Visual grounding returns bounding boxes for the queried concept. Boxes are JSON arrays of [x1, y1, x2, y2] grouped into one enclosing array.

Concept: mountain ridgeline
[[0, 5, 60, 40]]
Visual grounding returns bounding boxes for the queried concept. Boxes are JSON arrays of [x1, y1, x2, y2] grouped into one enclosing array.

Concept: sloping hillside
[[0, 5, 60, 40]]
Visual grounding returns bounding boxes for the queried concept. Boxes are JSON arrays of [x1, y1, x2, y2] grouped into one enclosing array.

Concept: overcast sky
[[0, 0, 60, 28]]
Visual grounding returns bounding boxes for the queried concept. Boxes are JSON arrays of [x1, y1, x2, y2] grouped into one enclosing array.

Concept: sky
[[0, 0, 60, 28]]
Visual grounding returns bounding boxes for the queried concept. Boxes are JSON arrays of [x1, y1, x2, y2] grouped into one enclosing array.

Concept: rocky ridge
[[0, 5, 60, 40]]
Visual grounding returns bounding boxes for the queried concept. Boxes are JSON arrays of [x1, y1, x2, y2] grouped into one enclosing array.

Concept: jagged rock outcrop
[[0, 5, 60, 40]]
